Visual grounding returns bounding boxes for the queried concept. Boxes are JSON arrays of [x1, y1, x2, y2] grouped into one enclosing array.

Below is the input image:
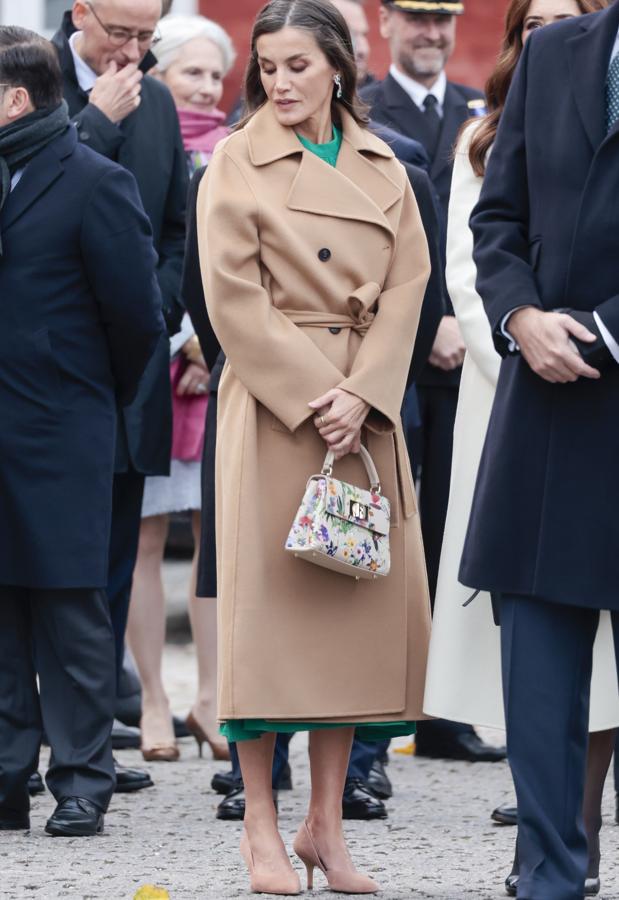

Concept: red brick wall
[[201, 0, 510, 113]]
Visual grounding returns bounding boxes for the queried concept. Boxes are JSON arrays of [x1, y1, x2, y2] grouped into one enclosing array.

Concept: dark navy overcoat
[[460, 4, 619, 610], [0, 127, 165, 588]]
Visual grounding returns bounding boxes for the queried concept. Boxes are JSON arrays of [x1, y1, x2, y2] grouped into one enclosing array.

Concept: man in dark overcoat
[[52, 1, 188, 778], [0, 27, 164, 836], [462, 4, 619, 896], [362, 0, 502, 764]]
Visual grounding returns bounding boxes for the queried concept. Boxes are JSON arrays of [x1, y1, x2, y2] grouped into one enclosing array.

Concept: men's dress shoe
[[111, 719, 141, 750], [173, 716, 190, 739], [211, 769, 237, 795], [615, 791, 619, 826], [45, 797, 104, 837], [585, 876, 601, 895], [0, 808, 30, 830], [416, 732, 507, 762], [113, 760, 154, 793], [28, 772, 46, 796], [275, 761, 293, 791], [216, 785, 278, 821], [367, 760, 392, 800], [491, 804, 517, 826], [505, 873, 518, 896], [342, 778, 388, 820]]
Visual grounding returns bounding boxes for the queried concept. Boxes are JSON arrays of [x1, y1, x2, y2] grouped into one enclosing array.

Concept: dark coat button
[[79, 130, 90, 141], [329, 327, 341, 335], [318, 248, 331, 261]]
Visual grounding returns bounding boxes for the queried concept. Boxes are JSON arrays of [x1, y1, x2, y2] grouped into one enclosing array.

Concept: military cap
[[382, 0, 464, 14]]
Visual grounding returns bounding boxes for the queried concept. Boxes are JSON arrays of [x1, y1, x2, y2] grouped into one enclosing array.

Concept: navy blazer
[[461, 4, 619, 609], [0, 128, 165, 589]]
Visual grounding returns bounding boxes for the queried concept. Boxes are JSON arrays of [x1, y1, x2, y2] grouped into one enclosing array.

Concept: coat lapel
[[1, 128, 75, 231], [567, 3, 619, 152], [246, 104, 401, 237], [430, 83, 469, 181]]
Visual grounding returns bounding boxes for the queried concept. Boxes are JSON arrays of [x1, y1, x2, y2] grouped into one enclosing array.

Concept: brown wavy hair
[[468, 0, 607, 176], [238, 0, 369, 129]]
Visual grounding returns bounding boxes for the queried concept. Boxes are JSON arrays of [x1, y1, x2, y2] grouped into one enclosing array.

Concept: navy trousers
[[107, 469, 145, 688], [0, 586, 116, 814], [501, 594, 619, 900], [347, 737, 390, 781]]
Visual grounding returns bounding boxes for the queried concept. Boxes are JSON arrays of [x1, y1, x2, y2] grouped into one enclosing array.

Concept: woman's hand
[[177, 362, 210, 396], [308, 388, 370, 460], [182, 335, 206, 368]]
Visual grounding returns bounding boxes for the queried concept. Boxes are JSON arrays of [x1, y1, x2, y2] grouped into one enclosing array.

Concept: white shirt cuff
[[499, 306, 529, 352], [593, 311, 619, 364]]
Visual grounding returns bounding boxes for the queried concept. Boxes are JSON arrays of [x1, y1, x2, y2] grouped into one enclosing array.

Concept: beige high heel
[[239, 830, 301, 895], [185, 710, 230, 761], [293, 819, 379, 894]]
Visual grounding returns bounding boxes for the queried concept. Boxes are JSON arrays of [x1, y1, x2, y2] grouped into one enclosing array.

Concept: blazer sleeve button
[[318, 248, 331, 262]]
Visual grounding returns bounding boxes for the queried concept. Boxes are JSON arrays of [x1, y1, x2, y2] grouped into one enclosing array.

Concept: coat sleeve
[[154, 96, 188, 337], [197, 146, 346, 432], [72, 102, 125, 160], [470, 37, 543, 357], [81, 166, 166, 406], [181, 166, 221, 370], [338, 175, 431, 432], [404, 162, 446, 385], [446, 126, 501, 387]]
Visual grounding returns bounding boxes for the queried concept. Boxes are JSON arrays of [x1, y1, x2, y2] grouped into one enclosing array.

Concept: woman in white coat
[[422, 0, 617, 894]]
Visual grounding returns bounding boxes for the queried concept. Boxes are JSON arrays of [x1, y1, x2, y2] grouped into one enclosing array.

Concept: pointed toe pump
[[240, 831, 301, 896], [293, 819, 379, 894]]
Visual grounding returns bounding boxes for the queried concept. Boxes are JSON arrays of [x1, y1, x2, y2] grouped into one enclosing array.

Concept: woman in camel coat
[[197, 0, 431, 893]]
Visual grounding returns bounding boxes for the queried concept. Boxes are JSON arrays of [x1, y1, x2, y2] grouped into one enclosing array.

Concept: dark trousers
[[0, 586, 116, 814], [347, 737, 390, 781], [501, 593, 619, 900], [107, 469, 145, 687], [230, 733, 293, 788]]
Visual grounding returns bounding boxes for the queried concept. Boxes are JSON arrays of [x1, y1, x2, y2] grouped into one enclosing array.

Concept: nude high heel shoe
[[185, 710, 230, 761], [240, 830, 301, 896], [293, 819, 379, 894]]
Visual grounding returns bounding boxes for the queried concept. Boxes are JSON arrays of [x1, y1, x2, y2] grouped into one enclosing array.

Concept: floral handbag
[[285, 445, 390, 580]]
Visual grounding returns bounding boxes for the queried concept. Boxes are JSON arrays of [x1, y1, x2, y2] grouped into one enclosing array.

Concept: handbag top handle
[[321, 445, 381, 493]]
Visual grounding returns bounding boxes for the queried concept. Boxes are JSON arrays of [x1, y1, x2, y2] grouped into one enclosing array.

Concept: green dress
[[220, 125, 416, 744]]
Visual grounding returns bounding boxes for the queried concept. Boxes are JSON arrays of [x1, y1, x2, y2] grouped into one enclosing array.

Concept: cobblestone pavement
[[3, 563, 619, 900]]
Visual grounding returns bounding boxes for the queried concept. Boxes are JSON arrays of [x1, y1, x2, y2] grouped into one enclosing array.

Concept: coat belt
[[279, 309, 374, 336]]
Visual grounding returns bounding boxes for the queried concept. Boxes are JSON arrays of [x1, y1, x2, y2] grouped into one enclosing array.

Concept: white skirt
[[141, 459, 201, 518]]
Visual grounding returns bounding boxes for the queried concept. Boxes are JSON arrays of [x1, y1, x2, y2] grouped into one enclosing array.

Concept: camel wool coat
[[197, 103, 432, 722]]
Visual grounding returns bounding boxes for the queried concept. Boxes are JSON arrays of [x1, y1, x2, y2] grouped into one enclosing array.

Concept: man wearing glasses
[[51, 1, 188, 796]]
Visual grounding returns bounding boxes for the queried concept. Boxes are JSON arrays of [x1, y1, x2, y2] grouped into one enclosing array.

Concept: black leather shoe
[[367, 760, 392, 800], [585, 877, 601, 895], [111, 720, 141, 750], [0, 808, 30, 830], [342, 778, 388, 820], [416, 732, 507, 762], [216, 785, 278, 821], [28, 772, 45, 796], [45, 797, 104, 837], [491, 804, 517, 826], [211, 769, 237, 795], [505, 873, 518, 896], [113, 760, 154, 793], [615, 791, 619, 825]]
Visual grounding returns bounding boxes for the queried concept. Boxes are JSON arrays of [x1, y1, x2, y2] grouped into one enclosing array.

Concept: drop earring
[[333, 73, 343, 100]]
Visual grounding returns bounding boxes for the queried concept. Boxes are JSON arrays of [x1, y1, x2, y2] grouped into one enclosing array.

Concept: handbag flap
[[324, 476, 390, 536]]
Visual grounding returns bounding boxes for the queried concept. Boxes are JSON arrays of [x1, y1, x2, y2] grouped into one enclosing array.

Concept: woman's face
[[522, 0, 582, 42], [160, 36, 225, 113], [256, 27, 337, 136]]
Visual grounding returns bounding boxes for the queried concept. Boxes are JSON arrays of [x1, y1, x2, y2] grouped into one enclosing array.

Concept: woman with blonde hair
[[423, 0, 617, 895]]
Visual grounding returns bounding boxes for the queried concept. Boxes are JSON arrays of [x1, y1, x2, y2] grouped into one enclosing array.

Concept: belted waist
[[279, 281, 382, 337], [280, 310, 374, 335]]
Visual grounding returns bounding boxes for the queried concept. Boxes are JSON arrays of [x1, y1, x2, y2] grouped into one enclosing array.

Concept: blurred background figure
[[331, 0, 373, 87], [126, 13, 235, 764]]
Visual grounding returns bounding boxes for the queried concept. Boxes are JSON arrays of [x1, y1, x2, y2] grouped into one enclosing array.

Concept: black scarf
[[0, 100, 70, 253]]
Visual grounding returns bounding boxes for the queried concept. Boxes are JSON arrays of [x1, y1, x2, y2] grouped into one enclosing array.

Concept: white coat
[[423, 123, 619, 731]]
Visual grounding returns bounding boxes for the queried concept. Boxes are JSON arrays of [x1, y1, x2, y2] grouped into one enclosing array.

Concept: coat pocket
[[32, 327, 65, 408], [528, 237, 542, 272]]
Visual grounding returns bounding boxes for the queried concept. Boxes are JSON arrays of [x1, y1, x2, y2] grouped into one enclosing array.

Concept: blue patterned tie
[[605, 52, 619, 131]]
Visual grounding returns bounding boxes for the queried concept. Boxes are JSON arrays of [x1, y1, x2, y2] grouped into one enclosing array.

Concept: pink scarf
[[177, 107, 229, 155]]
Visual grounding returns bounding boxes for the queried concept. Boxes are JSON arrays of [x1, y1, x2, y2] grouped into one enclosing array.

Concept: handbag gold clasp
[[350, 501, 369, 521]]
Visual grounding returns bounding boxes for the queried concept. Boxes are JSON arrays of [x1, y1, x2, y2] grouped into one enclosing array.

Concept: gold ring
[[319, 416, 326, 427]]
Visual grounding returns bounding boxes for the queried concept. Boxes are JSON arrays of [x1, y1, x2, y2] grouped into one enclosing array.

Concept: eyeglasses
[[85, 2, 161, 49]]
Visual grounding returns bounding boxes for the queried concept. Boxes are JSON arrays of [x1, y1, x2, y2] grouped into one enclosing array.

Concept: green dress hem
[[220, 720, 416, 742]]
